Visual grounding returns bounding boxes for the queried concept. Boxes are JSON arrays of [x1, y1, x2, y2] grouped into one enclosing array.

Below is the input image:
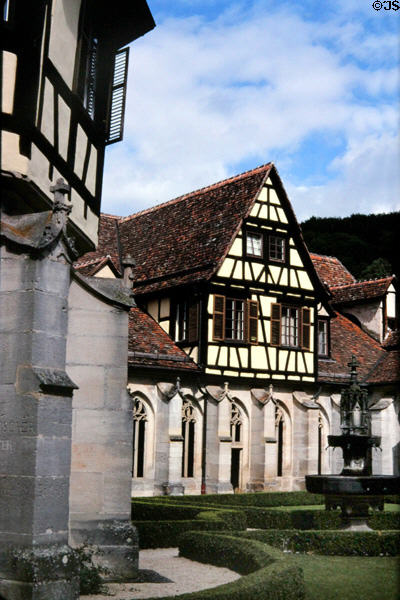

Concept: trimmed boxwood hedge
[[239, 529, 400, 556], [132, 498, 400, 532], [239, 507, 400, 531], [148, 491, 324, 507], [132, 504, 247, 548], [161, 532, 305, 600], [133, 519, 228, 548], [132, 500, 201, 521]]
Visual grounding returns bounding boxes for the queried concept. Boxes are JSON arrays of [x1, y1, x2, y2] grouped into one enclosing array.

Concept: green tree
[[360, 258, 392, 280]]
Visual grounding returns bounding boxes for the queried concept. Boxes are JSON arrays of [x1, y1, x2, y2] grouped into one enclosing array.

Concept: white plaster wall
[[48, 0, 81, 88]]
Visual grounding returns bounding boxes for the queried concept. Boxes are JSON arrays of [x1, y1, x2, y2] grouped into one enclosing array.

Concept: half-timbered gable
[[206, 166, 329, 382]]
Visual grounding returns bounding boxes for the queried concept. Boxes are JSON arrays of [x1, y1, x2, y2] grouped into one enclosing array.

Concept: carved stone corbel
[[251, 384, 274, 406], [0, 178, 77, 263], [369, 397, 394, 411], [199, 381, 231, 403], [293, 390, 320, 409], [157, 377, 185, 402]]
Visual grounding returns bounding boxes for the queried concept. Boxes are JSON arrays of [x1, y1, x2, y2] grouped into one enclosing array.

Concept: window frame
[[281, 305, 300, 348], [245, 230, 263, 258], [268, 234, 286, 263], [225, 298, 245, 342], [73, 0, 99, 119], [174, 298, 199, 344], [212, 295, 259, 344], [317, 317, 330, 357], [270, 302, 312, 350]]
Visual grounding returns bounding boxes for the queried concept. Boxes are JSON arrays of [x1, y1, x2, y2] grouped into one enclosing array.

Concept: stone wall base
[[0, 544, 79, 600], [69, 519, 138, 582]]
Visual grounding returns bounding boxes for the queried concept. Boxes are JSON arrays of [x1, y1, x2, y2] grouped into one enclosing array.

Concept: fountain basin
[[305, 474, 399, 496], [306, 475, 400, 530]]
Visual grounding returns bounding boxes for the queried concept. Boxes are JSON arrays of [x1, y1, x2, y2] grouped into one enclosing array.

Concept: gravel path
[[80, 547, 240, 599]]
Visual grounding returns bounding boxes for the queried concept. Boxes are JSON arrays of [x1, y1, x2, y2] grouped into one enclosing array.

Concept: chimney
[[122, 254, 135, 288]]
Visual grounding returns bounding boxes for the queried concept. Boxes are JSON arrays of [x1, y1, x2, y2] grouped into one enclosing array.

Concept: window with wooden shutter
[[213, 295, 225, 341], [188, 302, 199, 343], [247, 300, 258, 344], [106, 47, 129, 144], [270, 303, 281, 346], [302, 307, 311, 350]]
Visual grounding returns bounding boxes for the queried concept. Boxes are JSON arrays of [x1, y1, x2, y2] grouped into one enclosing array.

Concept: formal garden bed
[[130, 492, 399, 599]]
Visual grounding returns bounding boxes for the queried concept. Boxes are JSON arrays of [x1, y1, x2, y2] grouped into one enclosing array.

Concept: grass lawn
[[284, 554, 400, 600]]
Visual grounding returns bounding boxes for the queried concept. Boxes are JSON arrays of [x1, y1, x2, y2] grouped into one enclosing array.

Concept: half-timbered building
[[75, 163, 400, 497]]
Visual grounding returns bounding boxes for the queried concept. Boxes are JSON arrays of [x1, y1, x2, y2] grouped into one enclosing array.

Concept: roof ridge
[[119, 162, 273, 223], [101, 213, 121, 220], [331, 276, 393, 290]]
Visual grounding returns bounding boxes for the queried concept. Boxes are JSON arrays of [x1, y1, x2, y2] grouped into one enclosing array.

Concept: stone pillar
[[0, 202, 80, 599], [247, 389, 269, 491], [153, 381, 185, 495], [264, 400, 278, 489], [67, 273, 138, 581], [164, 391, 184, 495]]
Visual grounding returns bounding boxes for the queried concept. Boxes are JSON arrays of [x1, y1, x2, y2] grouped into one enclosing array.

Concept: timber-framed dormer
[[1, 0, 155, 253], [77, 163, 332, 382]]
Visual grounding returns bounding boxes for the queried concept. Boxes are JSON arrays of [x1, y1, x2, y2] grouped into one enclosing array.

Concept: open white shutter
[[106, 47, 129, 144]]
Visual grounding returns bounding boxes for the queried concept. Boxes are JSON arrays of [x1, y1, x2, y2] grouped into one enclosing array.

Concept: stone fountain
[[306, 356, 399, 530]]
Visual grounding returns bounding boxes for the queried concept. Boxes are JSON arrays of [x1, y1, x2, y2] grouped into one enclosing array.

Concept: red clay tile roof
[[330, 277, 394, 305], [311, 253, 355, 288], [128, 308, 199, 371], [74, 214, 122, 276], [383, 329, 400, 349], [118, 164, 274, 294], [318, 313, 384, 384], [367, 349, 400, 383]]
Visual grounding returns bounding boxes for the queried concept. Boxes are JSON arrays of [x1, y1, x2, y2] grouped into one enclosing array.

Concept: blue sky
[[102, 0, 400, 221]]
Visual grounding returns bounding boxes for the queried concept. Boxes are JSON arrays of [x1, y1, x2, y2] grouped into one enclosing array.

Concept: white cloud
[[102, 4, 399, 219], [288, 131, 400, 220]]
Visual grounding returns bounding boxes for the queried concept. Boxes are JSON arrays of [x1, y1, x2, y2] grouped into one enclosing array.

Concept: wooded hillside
[[300, 212, 400, 281]]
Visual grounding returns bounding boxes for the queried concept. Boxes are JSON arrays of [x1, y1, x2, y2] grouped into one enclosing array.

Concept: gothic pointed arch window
[[182, 399, 196, 478], [230, 401, 244, 491], [132, 398, 147, 478], [230, 401, 243, 442], [317, 411, 327, 475], [275, 406, 285, 477]]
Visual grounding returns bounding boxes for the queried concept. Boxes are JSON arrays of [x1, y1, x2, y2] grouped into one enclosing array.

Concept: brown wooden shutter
[[302, 307, 311, 350], [247, 300, 258, 344], [270, 303, 281, 346], [213, 295, 225, 341], [188, 301, 199, 343], [106, 47, 129, 144]]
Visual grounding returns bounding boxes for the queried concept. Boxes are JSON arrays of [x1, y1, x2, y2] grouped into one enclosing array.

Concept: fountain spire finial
[[348, 354, 359, 383]]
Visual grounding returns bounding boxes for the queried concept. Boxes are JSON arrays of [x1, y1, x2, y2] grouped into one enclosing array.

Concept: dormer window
[[269, 235, 286, 262], [318, 318, 330, 357], [246, 232, 263, 257], [174, 299, 199, 343]]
